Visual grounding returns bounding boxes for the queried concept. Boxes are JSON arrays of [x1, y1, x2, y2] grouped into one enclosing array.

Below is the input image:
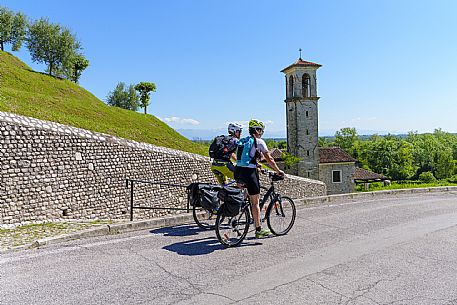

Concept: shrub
[[447, 174, 457, 184], [419, 171, 437, 183]]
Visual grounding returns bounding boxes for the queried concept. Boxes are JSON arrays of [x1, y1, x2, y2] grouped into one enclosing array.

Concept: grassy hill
[[0, 51, 207, 155]]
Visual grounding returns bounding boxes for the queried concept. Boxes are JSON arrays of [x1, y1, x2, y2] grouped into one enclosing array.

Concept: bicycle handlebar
[[260, 168, 284, 181]]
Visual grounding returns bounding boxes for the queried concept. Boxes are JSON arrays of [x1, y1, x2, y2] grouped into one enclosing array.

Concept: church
[[280, 57, 357, 195]]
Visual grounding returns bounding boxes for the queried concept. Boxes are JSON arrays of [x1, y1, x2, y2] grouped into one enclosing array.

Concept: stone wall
[[319, 162, 355, 195], [0, 112, 326, 225]]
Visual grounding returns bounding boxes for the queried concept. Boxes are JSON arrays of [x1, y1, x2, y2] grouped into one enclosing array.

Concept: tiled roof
[[353, 167, 388, 181], [281, 58, 322, 72], [319, 147, 357, 163], [269, 148, 284, 160]]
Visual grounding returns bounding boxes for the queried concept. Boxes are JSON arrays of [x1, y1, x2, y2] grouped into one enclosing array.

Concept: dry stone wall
[[0, 112, 326, 225]]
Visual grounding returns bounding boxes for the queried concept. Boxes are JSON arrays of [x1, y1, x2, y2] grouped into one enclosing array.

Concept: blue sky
[[2, 0, 457, 139]]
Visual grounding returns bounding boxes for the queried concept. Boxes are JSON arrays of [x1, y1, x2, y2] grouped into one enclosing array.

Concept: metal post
[[186, 193, 190, 213], [130, 180, 134, 221]]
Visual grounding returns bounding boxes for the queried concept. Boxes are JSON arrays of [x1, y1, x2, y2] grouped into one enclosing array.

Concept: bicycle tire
[[192, 204, 217, 230], [215, 206, 250, 247], [266, 195, 296, 236]]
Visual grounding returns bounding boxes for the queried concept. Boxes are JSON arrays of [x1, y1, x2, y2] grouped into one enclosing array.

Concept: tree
[[319, 137, 335, 148], [357, 135, 416, 180], [27, 18, 80, 76], [335, 127, 359, 156], [406, 131, 456, 179], [64, 53, 89, 83], [264, 139, 287, 149], [0, 7, 28, 51], [134, 82, 156, 114], [282, 152, 300, 170], [106, 82, 139, 111]]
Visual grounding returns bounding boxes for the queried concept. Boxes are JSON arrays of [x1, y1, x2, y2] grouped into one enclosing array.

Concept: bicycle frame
[[242, 178, 279, 221]]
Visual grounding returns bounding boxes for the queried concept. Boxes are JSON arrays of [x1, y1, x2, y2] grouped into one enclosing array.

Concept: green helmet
[[248, 119, 265, 135], [248, 119, 265, 130]]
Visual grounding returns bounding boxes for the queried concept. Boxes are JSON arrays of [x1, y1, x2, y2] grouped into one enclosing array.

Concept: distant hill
[[0, 51, 206, 155], [178, 128, 287, 141]]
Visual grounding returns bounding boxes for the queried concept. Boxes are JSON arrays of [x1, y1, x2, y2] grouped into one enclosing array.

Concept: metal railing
[[125, 178, 190, 221]]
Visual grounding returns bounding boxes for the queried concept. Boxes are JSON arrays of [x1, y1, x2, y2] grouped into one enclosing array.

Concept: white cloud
[[341, 117, 377, 125], [159, 116, 200, 126]]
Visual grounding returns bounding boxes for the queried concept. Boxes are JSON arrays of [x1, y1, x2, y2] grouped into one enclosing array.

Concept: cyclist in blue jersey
[[234, 119, 284, 238]]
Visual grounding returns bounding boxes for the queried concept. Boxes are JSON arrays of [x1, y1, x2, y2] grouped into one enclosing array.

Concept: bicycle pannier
[[200, 188, 220, 211], [186, 183, 221, 209], [218, 186, 245, 217]]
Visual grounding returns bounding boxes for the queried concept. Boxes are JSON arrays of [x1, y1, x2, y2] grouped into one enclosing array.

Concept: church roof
[[281, 58, 322, 72], [353, 167, 388, 181], [319, 147, 357, 163]]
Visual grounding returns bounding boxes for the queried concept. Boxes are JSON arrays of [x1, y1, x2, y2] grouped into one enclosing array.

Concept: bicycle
[[214, 170, 296, 247]]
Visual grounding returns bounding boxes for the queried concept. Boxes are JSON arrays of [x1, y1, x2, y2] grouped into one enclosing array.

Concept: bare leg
[[249, 194, 261, 228]]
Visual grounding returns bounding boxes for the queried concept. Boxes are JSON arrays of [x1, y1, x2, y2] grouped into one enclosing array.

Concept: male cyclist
[[210, 122, 243, 185], [234, 119, 284, 239]]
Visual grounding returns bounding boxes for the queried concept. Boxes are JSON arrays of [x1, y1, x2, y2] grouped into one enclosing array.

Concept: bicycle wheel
[[266, 196, 296, 235], [215, 206, 250, 247], [193, 204, 217, 229]]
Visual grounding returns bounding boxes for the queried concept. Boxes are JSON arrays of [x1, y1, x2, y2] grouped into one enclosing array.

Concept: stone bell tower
[[281, 56, 321, 179]]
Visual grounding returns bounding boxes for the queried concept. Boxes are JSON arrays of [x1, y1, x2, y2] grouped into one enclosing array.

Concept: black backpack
[[209, 135, 232, 160]]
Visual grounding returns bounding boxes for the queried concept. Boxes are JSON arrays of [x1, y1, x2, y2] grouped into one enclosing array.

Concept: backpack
[[209, 135, 233, 160], [236, 136, 258, 167]]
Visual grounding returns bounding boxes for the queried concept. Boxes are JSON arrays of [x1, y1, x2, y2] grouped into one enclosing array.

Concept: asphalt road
[[1, 192, 457, 305]]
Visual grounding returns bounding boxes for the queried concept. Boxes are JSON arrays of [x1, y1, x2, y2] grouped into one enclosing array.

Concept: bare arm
[[262, 151, 284, 175]]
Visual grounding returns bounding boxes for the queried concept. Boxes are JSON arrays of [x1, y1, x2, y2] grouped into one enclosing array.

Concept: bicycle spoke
[[267, 196, 296, 236], [193, 206, 217, 229], [215, 207, 250, 247]]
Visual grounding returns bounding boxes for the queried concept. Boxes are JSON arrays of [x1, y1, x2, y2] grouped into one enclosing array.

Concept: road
[[1, 192, 457, 305]]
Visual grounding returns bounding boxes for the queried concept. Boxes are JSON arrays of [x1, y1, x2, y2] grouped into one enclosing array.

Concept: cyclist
[[210, 122, 243, 185], [234, 119, 284, 239]]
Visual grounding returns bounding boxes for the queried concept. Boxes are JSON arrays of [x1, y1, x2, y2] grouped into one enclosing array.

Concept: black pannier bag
[[217, 186, 245, 217], [200, 188, 220, 211], [186, 183, 221, 210]]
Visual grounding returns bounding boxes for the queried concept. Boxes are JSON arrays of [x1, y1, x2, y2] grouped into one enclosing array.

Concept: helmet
[[248, 119, 265, 129], [228, 122, 243, 135], [248, 119, 265, 134]]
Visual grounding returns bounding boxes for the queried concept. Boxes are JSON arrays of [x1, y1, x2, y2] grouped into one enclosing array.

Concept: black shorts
[[234, 166, 260, 195]]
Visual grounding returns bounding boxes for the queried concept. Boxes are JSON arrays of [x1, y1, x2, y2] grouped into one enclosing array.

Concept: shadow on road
[[151, 224, 263, 255], [163, 237, 225, 255], [149, 224, 207, 237], [162, 237, 262, 256]]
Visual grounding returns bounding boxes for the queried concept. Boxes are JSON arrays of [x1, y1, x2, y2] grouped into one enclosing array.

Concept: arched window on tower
[[302, 73, 311, 97], [289, 75, 294, 97]]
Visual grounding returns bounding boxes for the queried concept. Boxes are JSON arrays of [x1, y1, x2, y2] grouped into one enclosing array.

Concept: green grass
[[0, 221, 115, 249], [356, 181, 457, 192], [0, 51, 207, 155]]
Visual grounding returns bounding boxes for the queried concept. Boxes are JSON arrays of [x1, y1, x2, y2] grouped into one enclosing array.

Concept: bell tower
[[281, 55, 321, 179]]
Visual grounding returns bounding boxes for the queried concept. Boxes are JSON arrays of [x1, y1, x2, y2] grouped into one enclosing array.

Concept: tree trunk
[[0, 41, 3, 51], [144, 106, 147, 115], [49, 63, 53, 76]]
